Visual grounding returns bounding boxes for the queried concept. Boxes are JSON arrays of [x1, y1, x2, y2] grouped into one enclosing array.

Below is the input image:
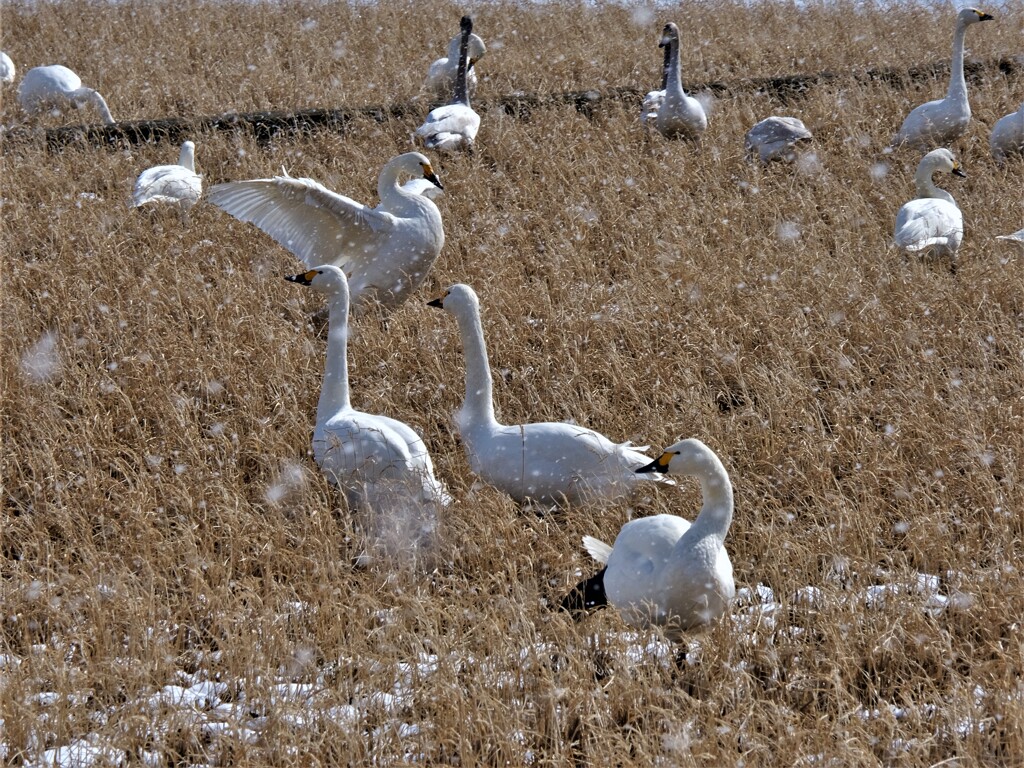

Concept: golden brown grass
[[2, 0, 1024, 765]]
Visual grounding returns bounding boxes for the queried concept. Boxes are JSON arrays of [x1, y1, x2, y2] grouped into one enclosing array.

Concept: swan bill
[[636, 452, 672, 474], [285, 270, 320, 286]]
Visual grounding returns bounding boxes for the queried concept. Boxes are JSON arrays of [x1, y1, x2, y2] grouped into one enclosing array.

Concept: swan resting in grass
[[647, 22, 707, 141], [562, 438, 735, 638], [424, 18, 486, 102], [893, 148, 965, 260], [428, 283, 669, 507], [17, 64, 116, 125], [208, 152, 445, 312], [132, 140, 202, 211], [286, 265, 451, 518], [0, 52, 14, 84], [990, 103, 1024, 163], [891, 8, 994, 150], [745, 116, 813, 162], [416, 16, 481, 152]]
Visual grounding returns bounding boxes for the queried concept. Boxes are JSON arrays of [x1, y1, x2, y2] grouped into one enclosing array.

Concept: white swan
[[745, 116, 813, 162], [650, 22, 707, 141], [893, 148, 965, 259], [17, 64, 115, 125], [428, 283, 667, 507], [564, 438, 735, 637], [416, 16, 481, 152], [990, 103, 1024, 163], [0, 52, 14, 85], [207, 152, 445, 312], [132, 140, 202, 211], [640, 37, 671, 126], [424, 19, 486, 102], [892, 8, 994, 150], [286, 265, 450, 512]]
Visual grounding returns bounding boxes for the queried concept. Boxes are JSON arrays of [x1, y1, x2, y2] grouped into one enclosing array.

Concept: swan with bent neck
[[286, 265, 450, 511], [893, 148, 965, 260], [892, 7, 994, 150], [428, 283, 667, 507], [651, 22, 707, 141], [133, 140, 202, 212], [17, 65, 115, 125], [416, 16, 481, 152], [563, 438, 735, 637]]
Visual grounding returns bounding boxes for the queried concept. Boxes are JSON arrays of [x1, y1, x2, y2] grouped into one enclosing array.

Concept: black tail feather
[[559, 568, 608, 617]]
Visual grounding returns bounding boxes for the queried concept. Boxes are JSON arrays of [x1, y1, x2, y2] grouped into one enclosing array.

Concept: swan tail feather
[[582, 535, 613, 564]]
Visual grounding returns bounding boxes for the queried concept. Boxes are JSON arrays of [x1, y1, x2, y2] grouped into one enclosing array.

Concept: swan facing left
[[17, 65, 116, 125], [208, 152, 445, 313], [893, 148, 965, 260], [286, 265, 451, 516], [562, 438, 735, 638], [132, 140, 203, 212]]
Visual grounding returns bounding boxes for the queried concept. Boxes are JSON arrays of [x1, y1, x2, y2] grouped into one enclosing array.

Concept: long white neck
[[454, 299, 497, 427], [915, 165, 952, 203], [681, 450, 734, 545], [665, 35, 684, 98], [73, 88, 115, 125], [659, 41, 671, 91], [946, 18, 970, 105], [179, 145, 196, 172], [318, 287, 352, 422]]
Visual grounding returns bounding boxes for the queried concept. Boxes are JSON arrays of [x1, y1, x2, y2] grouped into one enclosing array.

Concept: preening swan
[[208, 152, 445, 312], [424, 18, 486, 102], [893, 148, 965, 260], [286, 265, 450, 513], [0, 52, 14, 85], [428, 283, 667, 507], [416, 16, 481, 152], [649, 22, 707, 141], [745, 116, 813, 162], [892, 8, 994, 150], [17, 65, 115, 125], [562, 438, 735, 638], [132, 140, 202, 211], [990, 103, 1024, 163]]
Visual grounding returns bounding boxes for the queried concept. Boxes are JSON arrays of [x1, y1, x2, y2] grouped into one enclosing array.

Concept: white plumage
[[892, 8, 994, 150], [17, 64, 116, 125], [424, 20, 486, 102], [0, 52, 15, 85], [648, 22, 707, 141], [893, 148, 965, 259], [745, 116, 813, 162], [416, 16, 481, 152], [990, 103, 1024, 164], [132, 141, 202, 211], [428, 284, 667, 507], [207, 152, 445, 312]]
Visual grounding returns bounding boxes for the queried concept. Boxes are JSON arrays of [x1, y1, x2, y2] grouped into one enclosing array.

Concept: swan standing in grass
[[745, 116, 813, 162], [649, 22, 707, 141], [990, 103, 1024, 163], [562, 438, 735, 637], [640, 39, 670, 126], [428, 284, 667, 507], [286, 265, 450, 514], [416, 16, 481, 152], [893, 148, 965, 260], [208, 152, 445, 312], [132, 140, 202, 212], [891, 8, 994, 150], [424, 18, 486, 102], [0, 52, 14, 85], [17, 64, 116, 125]]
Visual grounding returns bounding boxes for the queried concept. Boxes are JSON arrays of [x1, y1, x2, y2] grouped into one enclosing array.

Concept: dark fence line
[[4, 55, 1020, 152]]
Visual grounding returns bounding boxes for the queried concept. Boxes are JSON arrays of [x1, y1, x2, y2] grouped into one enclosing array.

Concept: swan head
[[427, 283, 478, 314], [390, 152, 444, 192], [636, 438, 723, 480], [959, 7, 994, 25], [659, 22, 679, 48], [919, 148, 966, 179], [284, 265, 350, 297], [178, 140, 196, 170]]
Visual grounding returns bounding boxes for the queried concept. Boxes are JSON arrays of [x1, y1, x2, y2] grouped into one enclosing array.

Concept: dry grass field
[[2, 0, 1024, 765]]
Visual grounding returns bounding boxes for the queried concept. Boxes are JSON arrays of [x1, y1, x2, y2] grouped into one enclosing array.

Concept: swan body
[[893, 148, 965, 259], [650, 22, 707, 141], [208, 152, 445, 312], [424, 21, 486, 102], [17, 64, 115, 125], [892, 8, 994, 150], [0, 52, 14, 84], [640, 38, 671, 126], [132, 141, 202, 210], [567, 439, 735, 636], [428, 284, 666, 507], [286, 265, 450, 511], [745, 116, 812, 162], [417, 16, 480, 152], [990, 103, 1024, 163]]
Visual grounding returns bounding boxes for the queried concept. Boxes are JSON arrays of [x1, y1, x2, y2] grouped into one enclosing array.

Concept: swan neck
[[318, 289, 352, 421], [453, 27, 471, 106], [179, 147, 195, 172], [660, 41, 671, 91], [665, 36, 683, 95], [914, 166, 943, 199], [78, 88, 115, 125], [687, 455, 734, 540], [947, 19, 969, 102], [455, 301, 497, 427]]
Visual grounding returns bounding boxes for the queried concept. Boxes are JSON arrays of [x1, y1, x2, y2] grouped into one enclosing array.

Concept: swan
[[893, 148, 965, 259], [286, 265, 450, 512], [745, 116, 813, 162], [562, 438, 735, 637], [427, 283, 668, 507], [132, 140, 202, 211], [650, 22, 707, 141], [0, 52, 14, 85], [996, 228, 1024, 246], [990, 103, 1024, 163], [424, 19, 486, 102], [416, 16, 481, 152], [207, 152, 445, 312], [640, 37, 671, 126], [17, 64, 115, 125], [892, 8, 994, 150]]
